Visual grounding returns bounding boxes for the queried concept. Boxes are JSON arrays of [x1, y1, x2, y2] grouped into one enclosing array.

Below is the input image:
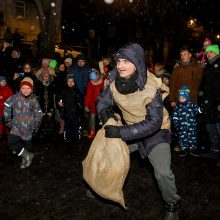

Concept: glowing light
[[104, 0, 114, 4], [51, 2, 55, 7], [53, 12, 56, 16], [217, 35, 220, 39]]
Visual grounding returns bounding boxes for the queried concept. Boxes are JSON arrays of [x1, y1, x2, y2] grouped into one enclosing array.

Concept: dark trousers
[[206, 123, 220, 150], [8, 134, 32, 155], [64, 116, 80, 142]]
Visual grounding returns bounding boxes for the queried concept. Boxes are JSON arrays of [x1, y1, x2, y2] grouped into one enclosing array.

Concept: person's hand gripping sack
[[99, 108, 118, 125]]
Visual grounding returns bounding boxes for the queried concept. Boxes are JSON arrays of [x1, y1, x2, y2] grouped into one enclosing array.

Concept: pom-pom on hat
[[179, 85, 190, 101], [205, 44, 220, 55], [20, 77, 34, 91], [0, 76, 6, 82]]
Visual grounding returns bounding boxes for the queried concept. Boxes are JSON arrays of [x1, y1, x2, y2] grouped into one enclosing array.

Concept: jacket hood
[[108, 43, 147, 90]]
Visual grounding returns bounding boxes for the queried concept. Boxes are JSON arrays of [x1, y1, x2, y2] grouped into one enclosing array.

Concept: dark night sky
[[61, 0, 220, 57]]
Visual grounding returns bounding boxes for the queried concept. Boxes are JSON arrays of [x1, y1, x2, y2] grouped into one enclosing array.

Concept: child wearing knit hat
[[4, 77, 42, 169], [172, 85, 202, 157], [196, 37, 212, 64]]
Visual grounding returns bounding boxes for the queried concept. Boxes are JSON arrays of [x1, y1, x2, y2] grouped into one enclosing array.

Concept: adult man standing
[[169, 46, 203, 107], [201, 44, 220, 165], [96, 43, 181, 220], [72, 54, 91, 103]]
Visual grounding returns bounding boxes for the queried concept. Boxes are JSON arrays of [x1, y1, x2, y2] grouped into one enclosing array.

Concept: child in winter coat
[[84, 69, 104, 138], [172, 85, 202, 157], [57, 74, 81, 143], [4, 77, 42, 168], [0, 76, 13, 137]]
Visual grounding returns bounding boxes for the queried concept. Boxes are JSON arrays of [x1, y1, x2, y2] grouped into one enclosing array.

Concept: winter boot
[[164, 201, 180, 220], [88, 130, 95, 139], [20, 158, 26, 169], [19, 148, 34, 169]]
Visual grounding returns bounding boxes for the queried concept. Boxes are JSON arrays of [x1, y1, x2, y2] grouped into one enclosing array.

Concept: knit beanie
[[76, 54, 86, 61], [49, 59, 57, 69], [42, 58, 51, 66], [20, 77, 34, 91], [64, 58, 72, 65], [205, 44, 220, 55], [161, 72, 171, 79], [178, 85, 190, 101], [66, 74, 74, 80], [203, 37, 212, 46], [0, 76, 6, 82]]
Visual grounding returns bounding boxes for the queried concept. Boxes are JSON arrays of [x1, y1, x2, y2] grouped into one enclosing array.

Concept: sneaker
[[179, 149, 188, 157], [190, 149, 200, 157]]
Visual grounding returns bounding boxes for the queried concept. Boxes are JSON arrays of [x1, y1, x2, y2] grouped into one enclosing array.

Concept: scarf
[[115, 71, 139, 94]]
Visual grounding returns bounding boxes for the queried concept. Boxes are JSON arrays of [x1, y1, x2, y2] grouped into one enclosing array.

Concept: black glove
[[104, 125, 121, 138], [99, 108, 118, 125]]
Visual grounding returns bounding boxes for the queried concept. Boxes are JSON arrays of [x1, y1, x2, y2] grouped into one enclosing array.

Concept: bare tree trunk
[[33, 0, 63, 58]]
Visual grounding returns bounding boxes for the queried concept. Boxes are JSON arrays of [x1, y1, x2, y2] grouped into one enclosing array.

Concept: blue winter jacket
[[4, 92, 42, 140]]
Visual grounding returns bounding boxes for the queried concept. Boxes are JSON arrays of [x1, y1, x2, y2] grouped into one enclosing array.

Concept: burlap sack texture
[[82, 117, 130, 208]]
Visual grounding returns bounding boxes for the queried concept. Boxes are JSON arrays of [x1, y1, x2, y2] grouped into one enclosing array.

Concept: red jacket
[[0, 85, 13, 116], [85, 80, 104, 114]]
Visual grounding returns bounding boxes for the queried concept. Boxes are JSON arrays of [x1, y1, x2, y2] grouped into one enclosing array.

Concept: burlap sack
[[82, 117, 130, 208]]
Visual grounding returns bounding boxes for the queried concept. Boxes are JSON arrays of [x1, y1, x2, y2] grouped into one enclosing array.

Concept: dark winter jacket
[[96, 43, 171, 158], [71, 65, 91, 96], [201, 55, 220, 123], [57, 86, 80, 119], [172, 101, 202, 133]]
